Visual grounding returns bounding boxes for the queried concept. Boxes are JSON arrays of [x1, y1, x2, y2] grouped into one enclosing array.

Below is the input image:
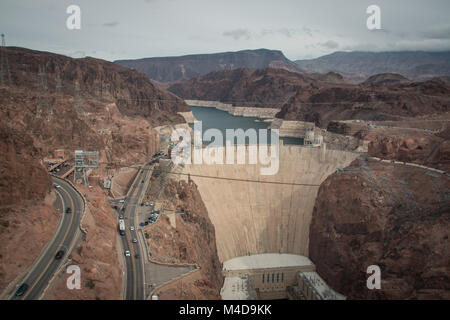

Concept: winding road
[[9, 176, 84, 300]]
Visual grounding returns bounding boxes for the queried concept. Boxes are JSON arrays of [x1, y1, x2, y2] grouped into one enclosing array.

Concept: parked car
[[55, 250, 65, 260], [139, 222, 145, 227], [144, 221, 148, 225], [15, 283, 29, 297], [125, 250, 130, 257]]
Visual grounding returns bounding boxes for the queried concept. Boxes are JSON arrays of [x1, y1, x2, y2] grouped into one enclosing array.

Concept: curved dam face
[[181, 145, 359, 262]]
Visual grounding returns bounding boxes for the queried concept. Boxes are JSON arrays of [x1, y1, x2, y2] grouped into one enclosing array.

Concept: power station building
[[221, 254, 345, 300]]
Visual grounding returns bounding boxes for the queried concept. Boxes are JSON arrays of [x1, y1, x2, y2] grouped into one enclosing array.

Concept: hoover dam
[[182, 144, 359, 262]]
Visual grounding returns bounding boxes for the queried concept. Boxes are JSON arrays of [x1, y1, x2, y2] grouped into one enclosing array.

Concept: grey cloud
[[421, 24, 450, 40], [319, 40, 339, 49], [223, 29, 251, 40], [302, 27, 313, 37], [259, 27, 313, 38], [103, 21, 119, 27]]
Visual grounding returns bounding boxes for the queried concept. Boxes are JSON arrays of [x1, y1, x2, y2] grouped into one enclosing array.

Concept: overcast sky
[[1, 0, 450, 61]]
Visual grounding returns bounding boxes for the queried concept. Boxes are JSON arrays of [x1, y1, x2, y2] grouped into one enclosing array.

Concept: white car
[[54, 184, 61, 188], [125, 250, 130, 257], [130, 226, 135, 231], [132, 238, 137, 243]]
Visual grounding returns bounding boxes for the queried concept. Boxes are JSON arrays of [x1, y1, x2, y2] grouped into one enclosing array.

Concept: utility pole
[[0, 33, 12, 86]]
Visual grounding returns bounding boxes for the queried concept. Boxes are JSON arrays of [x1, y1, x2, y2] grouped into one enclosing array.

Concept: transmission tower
[[36, 65, 52, 118], [74, 80, 84, 114], [0, 33, 12, 86], [74, 150, 99, 186], [55, 73, 62, 98]]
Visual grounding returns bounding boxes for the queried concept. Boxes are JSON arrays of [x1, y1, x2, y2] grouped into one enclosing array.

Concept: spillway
[[181, 145, 358, 262]]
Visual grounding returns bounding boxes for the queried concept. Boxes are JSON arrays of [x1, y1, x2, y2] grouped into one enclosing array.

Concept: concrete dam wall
[[181, 145, 359, 262]]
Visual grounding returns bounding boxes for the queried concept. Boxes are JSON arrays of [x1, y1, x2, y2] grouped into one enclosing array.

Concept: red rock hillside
[[309, 157, 450, 299]]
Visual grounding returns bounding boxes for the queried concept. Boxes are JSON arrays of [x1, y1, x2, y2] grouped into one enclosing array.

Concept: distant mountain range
[[114, 49, 301, 84], [294, 51, 450, 82], [115, 49, 450, 85]]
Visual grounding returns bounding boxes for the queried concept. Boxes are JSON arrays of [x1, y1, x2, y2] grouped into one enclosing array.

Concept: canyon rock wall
[[309, 158, 450, 299], [146, 180, 223, 299], [0, 47, 186, 298], [169, 68, 310, 108], [0, 123, 59, 294]]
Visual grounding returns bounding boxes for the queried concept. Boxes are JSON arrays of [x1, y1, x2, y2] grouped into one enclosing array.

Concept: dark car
[[144, 221, 148, 225], [135, 254, 140, 259], [15, 283, 29, 297], [141, 180, 144, 183], [65, 207, 71, 214], [55, 250, 65, 260]]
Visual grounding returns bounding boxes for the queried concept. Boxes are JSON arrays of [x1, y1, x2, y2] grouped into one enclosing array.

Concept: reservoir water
[[190, 106, 303, 145]]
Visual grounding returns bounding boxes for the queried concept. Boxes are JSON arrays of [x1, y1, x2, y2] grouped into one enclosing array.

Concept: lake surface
[[190, 106, 303, 146]]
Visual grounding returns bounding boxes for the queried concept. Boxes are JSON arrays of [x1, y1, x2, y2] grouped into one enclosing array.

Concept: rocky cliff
[[145, 179, 223, 299], [0, 123, 59, 293], [115, 49, 301, 84], [169, 67, 312, 108], [276, 78, 450, 128], [6, 47, 189, 124], [309, 158, 450, 299], [169, 66, 449, 129], [0, 46, 189, 298]]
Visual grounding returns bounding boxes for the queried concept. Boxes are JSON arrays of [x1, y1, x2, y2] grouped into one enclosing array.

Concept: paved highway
[[121, 163, 153, 300], [10, 176, 84, 300]]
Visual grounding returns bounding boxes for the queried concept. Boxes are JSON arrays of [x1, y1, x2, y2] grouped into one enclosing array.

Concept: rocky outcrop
[[0, 123, 51, 206], [145, 180, 223, 299], [365, 129, 450, 173], [115, 49, 302, 83], [276, 81, 450, 128], [169, 67, 310, 108], [309, 158, 450, 299], [6, 46, 189, 125], [361, 73, 411, 86], [0, 123, 58, 294]]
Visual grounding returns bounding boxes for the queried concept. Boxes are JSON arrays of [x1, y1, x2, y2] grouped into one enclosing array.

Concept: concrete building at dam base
[[220, 254, 346, 300]]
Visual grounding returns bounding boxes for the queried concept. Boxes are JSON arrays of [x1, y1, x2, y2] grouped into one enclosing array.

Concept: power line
[[91, 161, 322, 187]]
